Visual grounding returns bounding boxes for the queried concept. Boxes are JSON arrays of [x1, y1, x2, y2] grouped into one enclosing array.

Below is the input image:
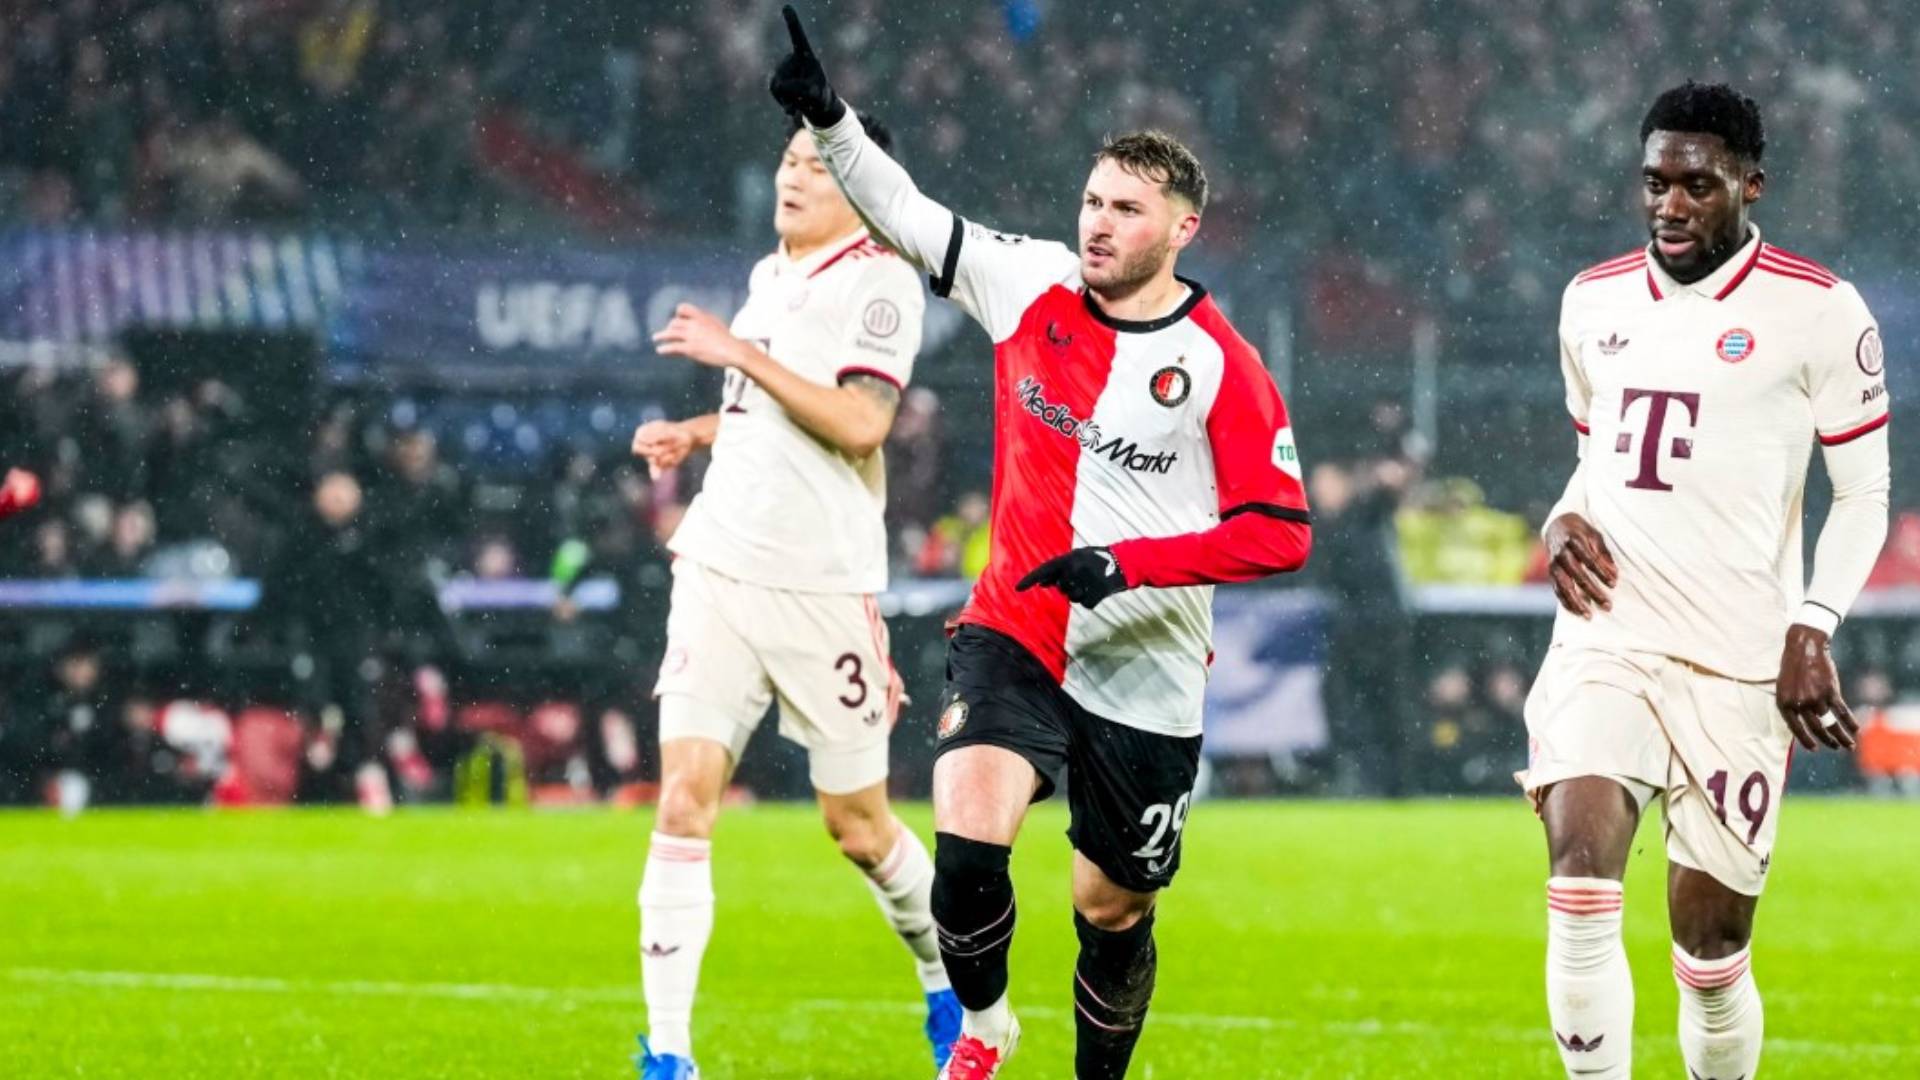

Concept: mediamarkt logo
[[1015, 377, 1178, 474]]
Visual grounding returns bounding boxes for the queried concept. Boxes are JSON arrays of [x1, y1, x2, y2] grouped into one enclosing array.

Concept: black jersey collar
[[1082, 276, 1207, 333]]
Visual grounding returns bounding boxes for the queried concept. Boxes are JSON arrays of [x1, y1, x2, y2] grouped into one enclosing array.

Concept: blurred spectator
[[0, 638, 208, 808], [80, 500, 157, 577], [1417, 658, 1528, 794], [912, 490, 991, 580], [146, 110, 305, 221], [1398, 477, 1534, 586], [69, 357, 148, 504], [1309, 457, 1416, 795], [887, 387, 946, 536], [366, 429, 467, 577], [255, 471, 391, 799]]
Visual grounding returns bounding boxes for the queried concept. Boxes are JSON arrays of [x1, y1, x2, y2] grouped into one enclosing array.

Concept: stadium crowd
[[5, 0, 1919, 805], [6, 2, 1916, 267]]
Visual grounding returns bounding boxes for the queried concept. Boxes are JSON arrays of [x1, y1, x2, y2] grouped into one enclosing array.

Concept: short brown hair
[[1095, 131, 1208, 213]]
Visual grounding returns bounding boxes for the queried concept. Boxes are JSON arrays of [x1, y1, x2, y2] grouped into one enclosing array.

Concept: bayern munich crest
[[1715, 327, 1756, 363], [1149, 364, 1192, 408]]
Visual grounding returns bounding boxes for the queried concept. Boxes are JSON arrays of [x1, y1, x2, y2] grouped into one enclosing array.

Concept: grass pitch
[[2, 799, 1915, 1078]]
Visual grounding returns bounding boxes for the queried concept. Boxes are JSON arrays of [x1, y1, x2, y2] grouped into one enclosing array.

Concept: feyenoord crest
[[937, 698, 968, 740], [1715, 327, 1756, 363], [1857, 327, 1885, 376], [1149, 365, 1191, 408]]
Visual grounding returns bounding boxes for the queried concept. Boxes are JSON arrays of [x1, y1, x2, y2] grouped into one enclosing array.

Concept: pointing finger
[[782, 5, 814, 58]]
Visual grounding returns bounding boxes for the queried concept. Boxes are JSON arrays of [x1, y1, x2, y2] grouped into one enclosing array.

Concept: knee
[[656, 775, 720, 839], [1673, 920, 1752, 961], [931, 832, 1013, 919], [1074, 893, 1154, 933], [1549, 845, 1626, 882], [824, 810, 892, 871]]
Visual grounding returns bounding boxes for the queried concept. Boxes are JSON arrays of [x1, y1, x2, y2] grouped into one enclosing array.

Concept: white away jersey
[[1552, 229, 1889, 680], [668, 228, 925, 594]]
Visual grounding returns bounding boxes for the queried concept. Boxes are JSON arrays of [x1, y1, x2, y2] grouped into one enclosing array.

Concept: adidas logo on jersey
[[1015, 377, 1179, 474], [1597, 332, 1630, 355]]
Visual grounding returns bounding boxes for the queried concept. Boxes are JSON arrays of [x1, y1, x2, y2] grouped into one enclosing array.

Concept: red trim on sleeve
[[835, 366, 904, 391], [1111, 512, 1311, 589], [1755, 258, 1836, 289], [1572, 418, 1590, 435], [1759, 245, 1838, 282], [1819, 412, 1890, 446]]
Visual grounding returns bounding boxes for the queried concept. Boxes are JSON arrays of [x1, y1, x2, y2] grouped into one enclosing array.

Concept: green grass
[[2, 800, 1916, 1078]]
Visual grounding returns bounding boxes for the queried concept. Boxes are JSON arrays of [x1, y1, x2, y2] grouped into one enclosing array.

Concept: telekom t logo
[[1616, 388, 1701, 491]]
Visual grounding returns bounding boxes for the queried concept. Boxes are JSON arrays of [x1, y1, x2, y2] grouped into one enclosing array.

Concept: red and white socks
[[1545, 876, 1633, 1078], [639, 832, 714, 1059], [1673, 943, 1763, 1080], [863, 821, 951, 993]]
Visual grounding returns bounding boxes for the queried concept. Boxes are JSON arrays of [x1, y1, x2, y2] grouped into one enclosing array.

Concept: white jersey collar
[[1645, 227, 1764, 301], [779, 227, 871, 278]]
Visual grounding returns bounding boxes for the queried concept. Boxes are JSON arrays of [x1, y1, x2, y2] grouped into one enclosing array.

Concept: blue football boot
[[634, 1035, 698, 1080], [926, 988, 963, 1071]]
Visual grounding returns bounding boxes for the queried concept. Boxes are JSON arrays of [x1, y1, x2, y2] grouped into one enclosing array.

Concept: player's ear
[[1743, 168, 1766, 206], [1169, 208, 1201, 252]]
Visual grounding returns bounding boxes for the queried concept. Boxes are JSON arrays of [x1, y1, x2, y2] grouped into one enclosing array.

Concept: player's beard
[[1083, 237, 1171, 296]]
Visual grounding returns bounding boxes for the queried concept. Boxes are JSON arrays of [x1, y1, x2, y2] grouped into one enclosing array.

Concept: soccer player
[[1522, 83, 1890, 1079], [771, 10, 1313, 1078], [628, 112, 958, 1078]]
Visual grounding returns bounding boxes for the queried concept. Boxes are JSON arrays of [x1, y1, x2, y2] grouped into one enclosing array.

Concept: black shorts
[[935, 624, 1203, 894]]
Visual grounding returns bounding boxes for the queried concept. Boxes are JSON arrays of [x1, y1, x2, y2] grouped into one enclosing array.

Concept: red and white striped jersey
[[809, 114, 1311, 736], [1551, 228, 1890, 679]]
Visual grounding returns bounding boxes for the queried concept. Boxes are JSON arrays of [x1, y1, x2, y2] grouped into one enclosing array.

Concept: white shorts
[[1518, 645, 1792, 896], [654, 559, 901, 795]]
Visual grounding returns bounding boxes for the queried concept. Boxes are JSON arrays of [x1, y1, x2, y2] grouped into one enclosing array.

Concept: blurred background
[[4, 0, 1919, 811]]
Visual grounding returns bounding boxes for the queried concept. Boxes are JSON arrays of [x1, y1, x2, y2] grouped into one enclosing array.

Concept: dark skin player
[[1541, 126, 1855, 960]]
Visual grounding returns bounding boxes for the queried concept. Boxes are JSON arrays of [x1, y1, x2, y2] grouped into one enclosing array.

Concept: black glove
[[1016, 547, 1129, 609], [770, 5, 847, 127]]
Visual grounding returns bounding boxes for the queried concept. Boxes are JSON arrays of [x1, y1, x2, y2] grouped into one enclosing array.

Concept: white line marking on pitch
[[4, 967, 1909, 1059]]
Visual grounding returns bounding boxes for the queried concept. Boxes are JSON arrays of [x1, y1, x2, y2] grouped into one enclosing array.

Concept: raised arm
[[770, 5, 1077, 341], [770, 6, 950, 275]]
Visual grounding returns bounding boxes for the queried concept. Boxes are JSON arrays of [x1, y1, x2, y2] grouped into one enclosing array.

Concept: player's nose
[[1654, 187, 1690, 223]]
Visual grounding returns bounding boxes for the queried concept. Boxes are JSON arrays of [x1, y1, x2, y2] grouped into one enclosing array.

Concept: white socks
[[1546, 877, 1633, 1078], [863, 822, 951, 992], [639, 832, 714, 1059], [964, 991, 1014, 1047], [1674, 943, 1763, 1080]]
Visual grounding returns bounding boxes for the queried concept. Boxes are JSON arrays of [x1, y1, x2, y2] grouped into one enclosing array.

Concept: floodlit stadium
[[2, 2, 1917, 1077]]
